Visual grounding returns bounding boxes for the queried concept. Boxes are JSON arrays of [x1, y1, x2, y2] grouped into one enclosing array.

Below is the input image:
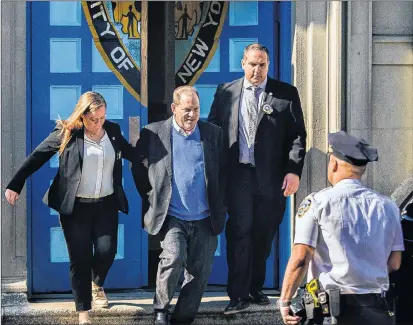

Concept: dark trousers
[[59, 195, 118, 311], [226, 163, 286, 300], [154, 216, 218, 323]]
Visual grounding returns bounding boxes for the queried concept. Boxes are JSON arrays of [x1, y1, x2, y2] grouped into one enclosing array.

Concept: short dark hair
[[243, 43, 270, 59]]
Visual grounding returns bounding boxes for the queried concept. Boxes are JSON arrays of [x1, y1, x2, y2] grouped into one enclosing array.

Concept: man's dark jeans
[[154, 216, 218, 323], [60, 195, 118, 311]]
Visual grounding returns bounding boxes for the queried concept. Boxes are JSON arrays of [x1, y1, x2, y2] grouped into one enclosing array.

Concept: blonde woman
[[5, 91, 137, 325]]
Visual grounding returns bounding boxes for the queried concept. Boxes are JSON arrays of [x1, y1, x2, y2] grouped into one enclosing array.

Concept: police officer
[[279, 131, 404, 325]]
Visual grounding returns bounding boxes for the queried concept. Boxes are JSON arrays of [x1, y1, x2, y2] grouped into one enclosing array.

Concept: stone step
[[3, 313, 284, 325], [2, 292, 284, 325]]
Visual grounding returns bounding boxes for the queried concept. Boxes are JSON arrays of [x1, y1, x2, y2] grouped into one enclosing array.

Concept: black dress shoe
[[170, 317, 193, 325], [154, 311, 170, 325], [223, 298, 250, 315], [249, 291, 270, 305]]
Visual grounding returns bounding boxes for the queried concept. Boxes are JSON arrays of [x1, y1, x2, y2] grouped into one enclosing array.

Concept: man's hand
[[282, 173, 300, 197], [279, 305, 302, 325], [5, 189, 19, 205]]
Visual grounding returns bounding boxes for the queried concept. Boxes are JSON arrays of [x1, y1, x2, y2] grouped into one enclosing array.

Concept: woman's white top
[[76, 131, 115, 198]]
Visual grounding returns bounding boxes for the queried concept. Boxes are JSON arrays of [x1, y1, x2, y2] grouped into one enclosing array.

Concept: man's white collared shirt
[[172, 117, 197, 137]]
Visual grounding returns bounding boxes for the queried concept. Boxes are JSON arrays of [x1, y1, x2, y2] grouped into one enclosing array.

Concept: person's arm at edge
[[388, 205, 404, 273], [280, 244, 314, 303], [217, 126, 227, 215], [279, 244, 315, 324], [131, 127, 151, 198], [388, 251, 402, 273], [6, 128, 61, 194], [207, 84, 223, 126], [286, 86, 307, 178]]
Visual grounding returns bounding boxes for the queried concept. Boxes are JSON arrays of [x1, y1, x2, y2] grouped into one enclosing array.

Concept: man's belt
[[75, 194, 114, 204], [239, 163, 256, 168], [290, 279, 340, 324], [291, 279, 395, 325], [341, 293, 383, 307]]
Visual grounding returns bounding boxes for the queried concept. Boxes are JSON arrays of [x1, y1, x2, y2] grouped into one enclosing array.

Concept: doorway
[[146, 0, 282, 289]]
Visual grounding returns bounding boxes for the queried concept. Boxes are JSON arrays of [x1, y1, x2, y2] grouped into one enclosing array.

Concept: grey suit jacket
[[208, 77, 307, 198], [132, 117, 227, 235]]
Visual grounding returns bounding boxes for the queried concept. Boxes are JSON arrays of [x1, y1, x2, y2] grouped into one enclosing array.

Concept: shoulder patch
[[297, 197, 312, 218]]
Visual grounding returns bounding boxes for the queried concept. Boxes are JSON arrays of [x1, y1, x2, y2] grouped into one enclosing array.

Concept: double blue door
[[193, 1, 281, 287], [28, 1, 286, 292], [28, 1, 146, 292]]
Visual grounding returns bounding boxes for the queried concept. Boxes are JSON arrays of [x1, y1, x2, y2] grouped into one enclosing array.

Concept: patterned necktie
[[247, 86, 259, 148]]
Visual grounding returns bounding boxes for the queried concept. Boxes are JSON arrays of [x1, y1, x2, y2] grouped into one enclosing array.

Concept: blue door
[[28, 1, 147, 292], [187, 1, 281, 287]]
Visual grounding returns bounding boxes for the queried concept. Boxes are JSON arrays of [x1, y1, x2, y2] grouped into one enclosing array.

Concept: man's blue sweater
[[167, 126, 209, 221]]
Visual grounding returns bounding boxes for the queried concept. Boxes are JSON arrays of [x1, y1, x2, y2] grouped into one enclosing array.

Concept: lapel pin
[[262, 104, 273, 115]]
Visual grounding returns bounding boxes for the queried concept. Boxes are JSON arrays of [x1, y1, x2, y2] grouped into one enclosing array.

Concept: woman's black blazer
[[6, 120, 135, 215]]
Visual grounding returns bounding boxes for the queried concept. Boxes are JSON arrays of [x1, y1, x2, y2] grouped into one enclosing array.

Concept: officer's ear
[[331, 156, 339, 172]]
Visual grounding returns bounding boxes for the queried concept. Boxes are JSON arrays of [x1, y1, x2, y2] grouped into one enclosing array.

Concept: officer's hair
[[337, 159, 366, 177], [350, 164, 366, 177], [173, 86, 199, 105]]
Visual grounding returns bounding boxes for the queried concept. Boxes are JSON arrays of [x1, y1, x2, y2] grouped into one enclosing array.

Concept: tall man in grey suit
[[133, 86, 227, 325], [208, 43, 307, 314]]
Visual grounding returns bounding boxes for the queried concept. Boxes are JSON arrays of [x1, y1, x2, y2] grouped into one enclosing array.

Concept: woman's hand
[[5, 189, 19, 205]]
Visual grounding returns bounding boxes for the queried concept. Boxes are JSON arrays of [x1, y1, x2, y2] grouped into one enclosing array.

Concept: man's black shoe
[[223, 298, 250, 315], [154, 311, 170, 325], [170, 317, 193, 325], [249, 291, 270, 305]]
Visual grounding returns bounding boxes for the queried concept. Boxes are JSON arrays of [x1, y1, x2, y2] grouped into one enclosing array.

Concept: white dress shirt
[[76, 131, 115, 198], [172, 117, 197, 137]]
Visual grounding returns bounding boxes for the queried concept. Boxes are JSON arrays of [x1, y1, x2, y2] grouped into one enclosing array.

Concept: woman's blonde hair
[[56, 91, 106, 155]]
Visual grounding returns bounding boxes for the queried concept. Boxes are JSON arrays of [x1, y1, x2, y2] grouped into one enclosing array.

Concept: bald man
[[279, 131, 403, 325]]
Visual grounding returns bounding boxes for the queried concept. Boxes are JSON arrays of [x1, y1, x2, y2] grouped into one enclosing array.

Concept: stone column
[[1, 0, 28, 304], [347, 1, 413, 195], [293, 2, 345, 207], [346, 2, 374, 185]]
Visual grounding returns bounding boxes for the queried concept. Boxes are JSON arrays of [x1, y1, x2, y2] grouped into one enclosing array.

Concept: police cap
[[328, 131, 378, 166]]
